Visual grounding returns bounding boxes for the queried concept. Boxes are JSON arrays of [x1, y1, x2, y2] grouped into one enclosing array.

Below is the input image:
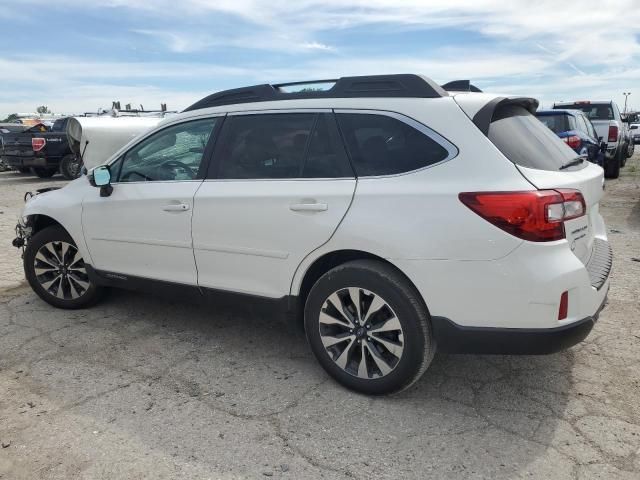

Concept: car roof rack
[[184, 74, 448, 111], [441, 80, 483, 93]]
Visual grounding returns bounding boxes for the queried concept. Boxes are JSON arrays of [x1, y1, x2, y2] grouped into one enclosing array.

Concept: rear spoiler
[[472, 97, 539, 136]]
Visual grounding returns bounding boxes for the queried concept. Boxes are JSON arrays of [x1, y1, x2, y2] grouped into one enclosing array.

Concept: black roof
[[184, 74, 449, 112]]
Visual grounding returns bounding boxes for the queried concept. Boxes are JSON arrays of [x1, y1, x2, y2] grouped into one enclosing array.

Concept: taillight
[[459, 189, 586, 242], [558, 291, 569, 320], [562, 135, 581, 149], [32, 138, 46, 152], [608, 125, 618, 143]]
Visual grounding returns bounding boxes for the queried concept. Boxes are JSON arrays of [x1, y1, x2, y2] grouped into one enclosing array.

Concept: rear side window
[[336, 113, 449, 176], [489, 105, 578, 171], [214, 113, 353, 179]]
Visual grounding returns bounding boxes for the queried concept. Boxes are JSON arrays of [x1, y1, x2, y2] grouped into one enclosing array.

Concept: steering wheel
[[159, 160, 196, 179]]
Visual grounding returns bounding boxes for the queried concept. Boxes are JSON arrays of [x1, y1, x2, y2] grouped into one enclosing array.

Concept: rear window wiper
[[559, 157, 585, 170]]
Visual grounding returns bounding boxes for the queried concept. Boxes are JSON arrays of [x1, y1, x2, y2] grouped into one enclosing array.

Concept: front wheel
[[24, 226, 103, 309], [304, 260, 435, 395]]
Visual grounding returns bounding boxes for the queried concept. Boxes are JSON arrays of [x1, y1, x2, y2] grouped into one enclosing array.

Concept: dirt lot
[[1, 158, 639, 480]]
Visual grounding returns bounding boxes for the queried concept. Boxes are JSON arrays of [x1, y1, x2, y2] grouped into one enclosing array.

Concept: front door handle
[[163, 203, 190, 212], [289, 202, 328, 212]]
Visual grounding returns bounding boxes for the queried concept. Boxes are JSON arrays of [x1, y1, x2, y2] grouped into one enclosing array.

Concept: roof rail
[[184, 74, 448, 111], [441, 80, 483, 93]]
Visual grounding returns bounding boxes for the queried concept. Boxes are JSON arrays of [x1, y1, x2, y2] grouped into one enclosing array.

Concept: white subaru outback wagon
[[14, 75, 612, 394]]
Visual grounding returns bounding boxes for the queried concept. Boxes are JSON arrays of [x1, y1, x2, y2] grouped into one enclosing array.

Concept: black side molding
[[86, 265, 296, 315], [184, 74, 449, 111]]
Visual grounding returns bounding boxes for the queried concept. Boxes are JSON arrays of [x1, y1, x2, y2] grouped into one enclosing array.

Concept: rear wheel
[[24, 226, 103, 309], [626, 141, 634, 159], [304, 260, 435, 395], [33, 167, 57, 178], [59, 155, 81, 180], [604, 149, 621, 179]]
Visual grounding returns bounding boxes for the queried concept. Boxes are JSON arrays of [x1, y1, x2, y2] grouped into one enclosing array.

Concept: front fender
[[21, 177, 94, 265]]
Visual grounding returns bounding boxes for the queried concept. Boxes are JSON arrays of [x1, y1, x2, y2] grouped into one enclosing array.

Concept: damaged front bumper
[[12, 187, 61, 251]]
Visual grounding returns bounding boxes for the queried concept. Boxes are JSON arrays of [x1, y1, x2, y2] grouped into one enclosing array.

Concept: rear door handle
[[289, 202, 328, 212], [163, 203, 190, 212]]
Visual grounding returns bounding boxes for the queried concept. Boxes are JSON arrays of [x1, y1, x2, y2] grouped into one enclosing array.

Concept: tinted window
[[51, 118, 67, 132], [117, 118, 217, 182], [555, 104, 613, 120], [489, 105, 579, 171], [215, 113, 352, 179], [584, 116, 598, 139], [536, 113, 569, 133], [336, 113, 449, 176], [303, 114, 353, 178], [576, 115, 589, 135]]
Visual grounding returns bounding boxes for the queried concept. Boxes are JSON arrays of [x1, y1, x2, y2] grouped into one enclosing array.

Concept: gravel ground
[[0, 157, 639, 479]]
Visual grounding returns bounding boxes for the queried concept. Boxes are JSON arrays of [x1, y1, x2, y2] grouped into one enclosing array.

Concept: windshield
[[489, 105, 579, 171], [555, 104, 613, 120]]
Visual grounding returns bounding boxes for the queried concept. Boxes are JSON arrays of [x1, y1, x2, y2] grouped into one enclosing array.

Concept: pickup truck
[[0, 117, 81, 179], [553, 100, 629, 179]]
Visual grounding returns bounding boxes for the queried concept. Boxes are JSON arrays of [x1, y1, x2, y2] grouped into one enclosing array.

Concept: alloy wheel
[[318, 287, 404, 379], [33, 241, 90, 300]]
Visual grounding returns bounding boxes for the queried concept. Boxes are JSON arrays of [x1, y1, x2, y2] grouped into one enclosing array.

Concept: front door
[[82, 116, 220, 285], [192, 111, 356, 298]]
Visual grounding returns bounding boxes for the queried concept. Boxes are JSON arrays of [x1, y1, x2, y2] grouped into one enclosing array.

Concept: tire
[[626, 141, 634, 159], [304, 260, 435, 395], [18, 167, 31, 174], [33, 167, 57, 178], [24, 226, 104, 309], [604, 149, 621, 179], [59, 154, 81, 180]]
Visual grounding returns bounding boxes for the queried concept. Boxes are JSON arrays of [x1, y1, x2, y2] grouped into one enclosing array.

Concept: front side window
[[214, 113, 353, 179], [336, 113, 449, 176], [117, 118, 217, 183]]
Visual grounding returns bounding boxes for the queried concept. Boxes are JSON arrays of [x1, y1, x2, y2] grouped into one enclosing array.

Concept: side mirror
[[600, 141, 608, 153], [90, 165, 113, 197]]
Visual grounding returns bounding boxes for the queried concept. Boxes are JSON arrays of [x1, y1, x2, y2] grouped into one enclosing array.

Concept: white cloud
[[3, 1, 640, 116]]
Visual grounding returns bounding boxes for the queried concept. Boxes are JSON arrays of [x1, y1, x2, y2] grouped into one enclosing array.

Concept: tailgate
[[590, 120, 611, 143], [516, 162, 605, 266], [2, 133, 35, 157]]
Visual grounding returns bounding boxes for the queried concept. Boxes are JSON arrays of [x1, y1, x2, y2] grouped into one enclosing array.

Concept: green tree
[[1, 113, 19, 123], [36, 105, 51, 115]]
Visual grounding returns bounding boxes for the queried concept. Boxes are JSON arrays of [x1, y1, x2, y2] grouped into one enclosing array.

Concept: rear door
[[487, 104, 605, 265], [192, 111, 356, 298]]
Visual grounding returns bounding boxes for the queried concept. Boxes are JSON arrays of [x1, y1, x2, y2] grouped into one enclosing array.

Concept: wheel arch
[[27, 214, 66, 236], [293, 249, 427, 320]]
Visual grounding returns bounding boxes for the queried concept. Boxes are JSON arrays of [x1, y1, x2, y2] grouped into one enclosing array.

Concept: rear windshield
[[489, 105, 578, 171], [555, 104, 613, 120], [51, 118, 67, 132], [535, 113, 571, 133]]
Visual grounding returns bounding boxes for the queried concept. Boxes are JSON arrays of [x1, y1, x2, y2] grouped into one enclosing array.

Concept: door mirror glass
[[92, 165, 111, 187]]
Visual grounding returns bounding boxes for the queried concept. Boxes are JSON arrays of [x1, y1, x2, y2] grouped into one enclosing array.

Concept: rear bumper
[[432, 291, 607, 354], [4, 154, 60, 168]]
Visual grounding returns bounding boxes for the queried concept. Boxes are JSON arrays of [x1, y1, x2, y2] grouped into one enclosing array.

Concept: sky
[[1, 0, 639, 118]]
